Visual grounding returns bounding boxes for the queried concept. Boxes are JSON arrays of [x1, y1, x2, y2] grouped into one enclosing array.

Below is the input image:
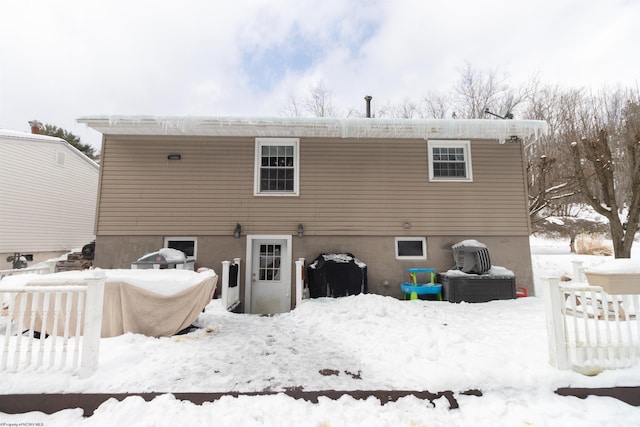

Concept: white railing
[[544, 277, 640, 374], [221, 258, 241, 311], [220, 257, 306, 311], [0, 276, 105, 377], [295, 258, 305, 308], [0, 260, 57, 280]]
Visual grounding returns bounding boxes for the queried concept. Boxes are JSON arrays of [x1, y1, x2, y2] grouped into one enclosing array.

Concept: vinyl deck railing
[[221, 258, 241, 311], [0, 260, 57, 280], [544, 277, 640, 374], [0, 276, 105, 377]]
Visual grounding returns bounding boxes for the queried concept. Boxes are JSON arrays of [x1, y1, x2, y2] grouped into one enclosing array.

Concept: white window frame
[[163, 236, 197, 260], [427, 140, 473, 182], [254, 138, 300, 196], [395, 237, 427, 260]]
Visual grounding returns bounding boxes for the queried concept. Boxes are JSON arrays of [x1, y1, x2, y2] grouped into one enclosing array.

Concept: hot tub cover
[[1, 269, 217, 338]]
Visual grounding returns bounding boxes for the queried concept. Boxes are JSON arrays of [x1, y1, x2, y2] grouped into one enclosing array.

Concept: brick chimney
[[28, 120, 42, 134]]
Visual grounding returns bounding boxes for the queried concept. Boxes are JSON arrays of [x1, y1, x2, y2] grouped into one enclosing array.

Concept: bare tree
[[282, 95, 303, 117], [422, 90, 450, 119], [524, 85, 585, 223], [528, 155, 571, 222], [377, 97, 420, 119], [452, 63, 538, 119], [305, 82, 337, 117], [451, 63, 506, 118], [283, 81, 337, 118], [567, 89, 640, 258]]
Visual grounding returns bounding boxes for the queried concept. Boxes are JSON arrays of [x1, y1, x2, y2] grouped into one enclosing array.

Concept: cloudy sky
[[1, 0, 638, 150]]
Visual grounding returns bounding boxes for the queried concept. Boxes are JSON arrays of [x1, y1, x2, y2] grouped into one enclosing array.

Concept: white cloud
[[1, 0, 638, 149]]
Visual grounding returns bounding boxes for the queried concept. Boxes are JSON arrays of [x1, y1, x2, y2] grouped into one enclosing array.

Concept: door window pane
[[259, 244, 281, 281]]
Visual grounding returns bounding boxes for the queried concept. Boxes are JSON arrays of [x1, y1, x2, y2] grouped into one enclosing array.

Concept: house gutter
[[77, 116, 548, 144]]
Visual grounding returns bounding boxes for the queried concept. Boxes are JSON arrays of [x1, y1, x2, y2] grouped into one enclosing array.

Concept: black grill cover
[[306, 253, 367, 298]]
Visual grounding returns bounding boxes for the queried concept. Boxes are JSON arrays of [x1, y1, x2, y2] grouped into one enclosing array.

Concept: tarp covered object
[[307, 253, 367, 298], [5, 269, 217, 338]]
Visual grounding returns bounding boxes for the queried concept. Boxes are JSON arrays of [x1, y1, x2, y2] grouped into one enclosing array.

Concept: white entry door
[[247, 236, 291, 315]]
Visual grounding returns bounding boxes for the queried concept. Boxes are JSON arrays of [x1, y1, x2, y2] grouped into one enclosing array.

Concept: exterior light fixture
[[167, 154, 181, 160], [297, 224, 304, 238], [233, 223, 242, 238]]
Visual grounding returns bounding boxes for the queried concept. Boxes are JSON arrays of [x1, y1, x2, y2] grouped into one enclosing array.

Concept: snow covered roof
[[0, 128, 99, 169], [0, 128, 66, 143], [77, 115, 548, 144]]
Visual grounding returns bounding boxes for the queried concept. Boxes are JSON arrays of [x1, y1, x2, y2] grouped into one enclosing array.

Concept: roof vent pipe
[[364, 95, 372, 118]]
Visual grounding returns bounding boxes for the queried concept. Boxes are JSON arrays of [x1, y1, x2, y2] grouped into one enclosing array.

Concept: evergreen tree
[[40, 123, 97, 160]]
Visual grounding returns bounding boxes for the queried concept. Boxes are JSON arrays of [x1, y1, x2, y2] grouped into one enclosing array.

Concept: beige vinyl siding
[[96, 136, 530, 236]]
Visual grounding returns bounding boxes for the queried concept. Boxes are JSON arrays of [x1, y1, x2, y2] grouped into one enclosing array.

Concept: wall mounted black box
[[437, 273, 516, 303]]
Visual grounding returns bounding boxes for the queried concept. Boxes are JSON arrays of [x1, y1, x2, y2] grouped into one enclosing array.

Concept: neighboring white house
[[0, 127, 99, 268]]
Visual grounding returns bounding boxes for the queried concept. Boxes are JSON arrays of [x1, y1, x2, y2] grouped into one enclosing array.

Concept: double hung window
[[428, 140, 473, 182], [254, 138, 300, 196]]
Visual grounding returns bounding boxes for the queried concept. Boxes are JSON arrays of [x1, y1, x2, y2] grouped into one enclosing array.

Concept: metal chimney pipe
[[364, 95, 372, 118]]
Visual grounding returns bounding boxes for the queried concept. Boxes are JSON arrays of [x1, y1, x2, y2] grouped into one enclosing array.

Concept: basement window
[[395, 237, 427, 260], [164, 237, 197, 260]]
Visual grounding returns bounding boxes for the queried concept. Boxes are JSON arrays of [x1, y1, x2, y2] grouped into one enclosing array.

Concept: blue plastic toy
[[400, 268, 442, 301]]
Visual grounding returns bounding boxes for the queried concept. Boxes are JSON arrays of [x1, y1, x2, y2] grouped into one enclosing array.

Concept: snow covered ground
[[1, 236, 639, 426]]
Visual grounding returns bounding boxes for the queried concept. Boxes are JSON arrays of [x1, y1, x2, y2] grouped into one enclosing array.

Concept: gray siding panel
[[0, 137, 98, 253], [96, 136, 530, 236]]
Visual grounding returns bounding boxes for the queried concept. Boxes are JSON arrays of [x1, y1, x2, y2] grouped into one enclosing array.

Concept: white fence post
[[45, 259, 58, 273], [220, 259, 242, 311], [544, 277, 569, 370], [221, 261, 231, 309], [231, 258, 241, 310], [295, 258, 305, 309], [78, 274, 105, 377], [233, 258, 241, 287], [571, 260, 585, 282]]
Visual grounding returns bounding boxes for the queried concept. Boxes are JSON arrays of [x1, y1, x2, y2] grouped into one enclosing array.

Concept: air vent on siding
[[55, 150, 65, 166]]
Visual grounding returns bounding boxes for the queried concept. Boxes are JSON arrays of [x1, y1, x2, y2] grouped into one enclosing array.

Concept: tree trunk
[[609, 218, 630, 258]]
